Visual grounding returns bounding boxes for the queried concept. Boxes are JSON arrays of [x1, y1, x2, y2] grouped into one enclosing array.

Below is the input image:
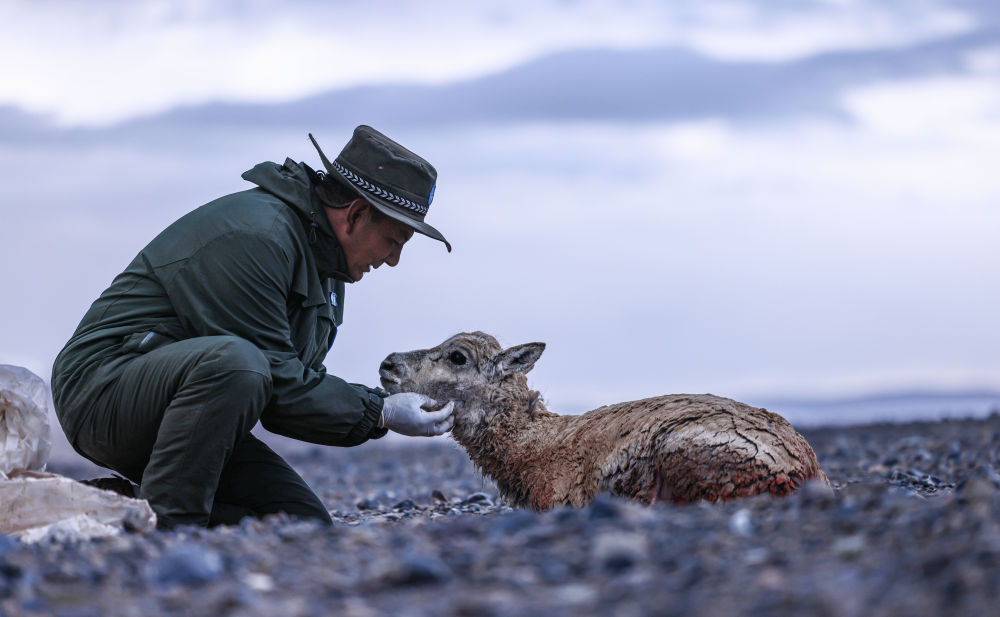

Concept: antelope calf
[[380, 332, 829, 510]]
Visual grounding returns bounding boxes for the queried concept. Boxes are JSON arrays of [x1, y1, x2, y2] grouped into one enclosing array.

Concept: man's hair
[[317, 172, 360, 207], [318, 171, 389, 224]]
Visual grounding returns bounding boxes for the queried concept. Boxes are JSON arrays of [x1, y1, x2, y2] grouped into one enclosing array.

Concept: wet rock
[[537, 558, 572, 584], [956, 466, 1000, 502], [729, 509, 753, 537], [0, 534, 17, 559], [799, 478, 836, 506], [357, 498, 381, 511], [832, 535, 867, 559], [460, 492, 492, 506], [586, 495, 625, 521], [152, 544, 224, 586], [551, 583, 598, 606], [242, 571, 275, 592], [492, 510, 537, 537], [14, 415, 1000, 617], [386, 554, 452, 586], [591, 532, 649, 574], [393, 499, 418, 511]]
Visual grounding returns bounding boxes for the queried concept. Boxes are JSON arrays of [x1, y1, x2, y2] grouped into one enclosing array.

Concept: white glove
[[379, 393, 455, 437]]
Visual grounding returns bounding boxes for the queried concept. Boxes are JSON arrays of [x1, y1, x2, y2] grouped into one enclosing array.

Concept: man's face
[[339, 207, 415, 282]]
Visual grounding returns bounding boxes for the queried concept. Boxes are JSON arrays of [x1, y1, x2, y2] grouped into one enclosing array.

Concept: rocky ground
[[2, 414, 999, 617]]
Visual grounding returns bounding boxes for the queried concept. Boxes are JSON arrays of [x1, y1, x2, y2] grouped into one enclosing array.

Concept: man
[[51, 125, 454, 528]]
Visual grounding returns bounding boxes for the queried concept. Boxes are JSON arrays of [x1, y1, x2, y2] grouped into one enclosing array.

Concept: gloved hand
[[379, 393, 455, 437]]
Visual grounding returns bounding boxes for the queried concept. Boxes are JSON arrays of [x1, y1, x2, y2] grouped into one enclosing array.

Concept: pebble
[[21, 414, 1000, 617], [586, 495, 625, 521], [460, 492, 492, 506], [956, 465, 1000, 499], [729, 509, 753, 536], [591, 532, 649, 573], [551, 584, 598, 606], [831, 534, 867, 559], [387, 554, 452, 586], [492, 510, 537, 536], [152, 544, 224, 586], [243, 572, 275, 592], [537, 558, 572, 584], [0, 534, 18, 559], [393, 499, 418, 511]]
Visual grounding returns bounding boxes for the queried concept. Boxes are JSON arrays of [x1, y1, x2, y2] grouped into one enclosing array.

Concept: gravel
[[2, 414, 999, 616]]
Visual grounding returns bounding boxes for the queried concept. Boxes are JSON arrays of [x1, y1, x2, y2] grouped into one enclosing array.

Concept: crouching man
[[51, 125, 454, 529]]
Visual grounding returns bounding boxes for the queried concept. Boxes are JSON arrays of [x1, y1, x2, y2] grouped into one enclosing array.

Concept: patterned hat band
[[331, 159, 428, 217]]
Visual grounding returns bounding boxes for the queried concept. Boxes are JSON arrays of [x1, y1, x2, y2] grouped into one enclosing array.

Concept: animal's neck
[[453, 389, 560, 507]]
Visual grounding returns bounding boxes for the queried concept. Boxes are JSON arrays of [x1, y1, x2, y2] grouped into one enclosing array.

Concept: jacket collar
[[242, 159, 353, 282]]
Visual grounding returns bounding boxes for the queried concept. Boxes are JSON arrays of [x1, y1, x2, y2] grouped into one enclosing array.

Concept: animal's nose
[[379, 354, 405, 378]]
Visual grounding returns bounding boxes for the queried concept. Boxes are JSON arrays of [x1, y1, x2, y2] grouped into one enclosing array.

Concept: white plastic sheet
[[0, 364, 52, 478], [1, 470, 155, 542], [0, 365, 156, 541]]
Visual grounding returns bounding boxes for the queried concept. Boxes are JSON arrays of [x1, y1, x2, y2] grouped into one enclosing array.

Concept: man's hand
[[379, 393, 455, 437]]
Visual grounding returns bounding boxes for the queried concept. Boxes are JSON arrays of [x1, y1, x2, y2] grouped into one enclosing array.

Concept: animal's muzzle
[[378, 353, 406, 392]]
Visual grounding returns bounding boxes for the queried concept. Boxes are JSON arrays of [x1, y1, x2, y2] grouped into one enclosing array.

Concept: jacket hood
[[242, 158, 352, 281]]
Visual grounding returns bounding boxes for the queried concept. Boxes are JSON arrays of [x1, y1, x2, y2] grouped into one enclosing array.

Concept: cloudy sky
[[1, 0, 999, 433]]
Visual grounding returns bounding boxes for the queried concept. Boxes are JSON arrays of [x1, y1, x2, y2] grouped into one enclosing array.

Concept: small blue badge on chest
[[330, 291, 338, 307]]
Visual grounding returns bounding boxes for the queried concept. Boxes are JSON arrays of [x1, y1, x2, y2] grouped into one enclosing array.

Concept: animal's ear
[[494, 342, 545, 378]]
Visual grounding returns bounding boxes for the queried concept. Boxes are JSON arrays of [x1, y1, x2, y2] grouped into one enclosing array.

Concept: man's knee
[[194, 335, 271, 391], [182, 336, 273, 429], [204, 336, 270, 375]]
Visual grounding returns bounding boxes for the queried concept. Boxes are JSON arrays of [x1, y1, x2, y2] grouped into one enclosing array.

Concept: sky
[[1, 0, 999, 437]]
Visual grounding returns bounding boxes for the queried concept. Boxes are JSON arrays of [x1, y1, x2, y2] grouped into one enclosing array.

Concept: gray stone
[[152, 544, 224, 586]]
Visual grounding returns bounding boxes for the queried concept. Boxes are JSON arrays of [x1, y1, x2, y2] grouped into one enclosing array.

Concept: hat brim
[[366, 198, 452, 253]]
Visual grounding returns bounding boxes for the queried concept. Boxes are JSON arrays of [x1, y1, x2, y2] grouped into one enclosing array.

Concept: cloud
[[4, 22, 994, 146], [3, 0, 999, 422], [0, 0, 982, 125]]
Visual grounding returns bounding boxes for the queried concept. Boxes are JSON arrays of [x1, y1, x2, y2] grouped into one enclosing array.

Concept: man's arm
[[156, 230, 384, 446]]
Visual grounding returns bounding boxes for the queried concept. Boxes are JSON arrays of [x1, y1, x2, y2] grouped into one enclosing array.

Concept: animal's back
[[562, 393, 827, 504]]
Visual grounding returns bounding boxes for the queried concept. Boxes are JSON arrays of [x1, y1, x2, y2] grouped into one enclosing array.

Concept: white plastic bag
[[0, 364, 52, 478], [1, 469, 156, 542], [0, 365, 156, 541]]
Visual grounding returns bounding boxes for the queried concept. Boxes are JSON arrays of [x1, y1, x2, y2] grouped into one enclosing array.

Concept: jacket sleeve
[[155, 230, 387, 447]]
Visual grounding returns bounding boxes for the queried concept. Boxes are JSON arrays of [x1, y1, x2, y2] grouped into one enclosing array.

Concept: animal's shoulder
[[584, 393, 759, 418]]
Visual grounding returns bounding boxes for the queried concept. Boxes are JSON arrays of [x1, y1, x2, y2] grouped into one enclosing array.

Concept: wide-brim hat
[[309, 126, 451, 252]]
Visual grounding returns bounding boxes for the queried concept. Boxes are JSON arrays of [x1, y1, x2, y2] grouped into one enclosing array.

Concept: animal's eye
[[448, 351, 467, 366]]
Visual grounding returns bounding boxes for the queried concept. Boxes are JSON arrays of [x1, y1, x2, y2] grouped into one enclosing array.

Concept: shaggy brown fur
[[380, 332, 829, 510]]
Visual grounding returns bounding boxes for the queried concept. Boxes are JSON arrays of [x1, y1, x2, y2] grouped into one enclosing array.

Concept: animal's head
[[379, 331, 545, 439]]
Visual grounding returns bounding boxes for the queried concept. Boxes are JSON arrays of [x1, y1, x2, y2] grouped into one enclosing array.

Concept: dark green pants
[[72, 335, 332, 528]]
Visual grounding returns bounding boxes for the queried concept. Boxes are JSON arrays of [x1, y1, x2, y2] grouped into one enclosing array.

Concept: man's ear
[[493, 343, 546, 379], [344, 199, 370, 232]]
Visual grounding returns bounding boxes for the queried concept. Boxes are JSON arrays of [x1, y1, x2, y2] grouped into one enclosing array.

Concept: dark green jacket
[[52, 159, 386, 448]]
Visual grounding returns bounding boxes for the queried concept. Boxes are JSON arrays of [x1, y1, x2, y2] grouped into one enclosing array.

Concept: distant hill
[[752, 390, 1000, 427], [3, 25, 996, 144]]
